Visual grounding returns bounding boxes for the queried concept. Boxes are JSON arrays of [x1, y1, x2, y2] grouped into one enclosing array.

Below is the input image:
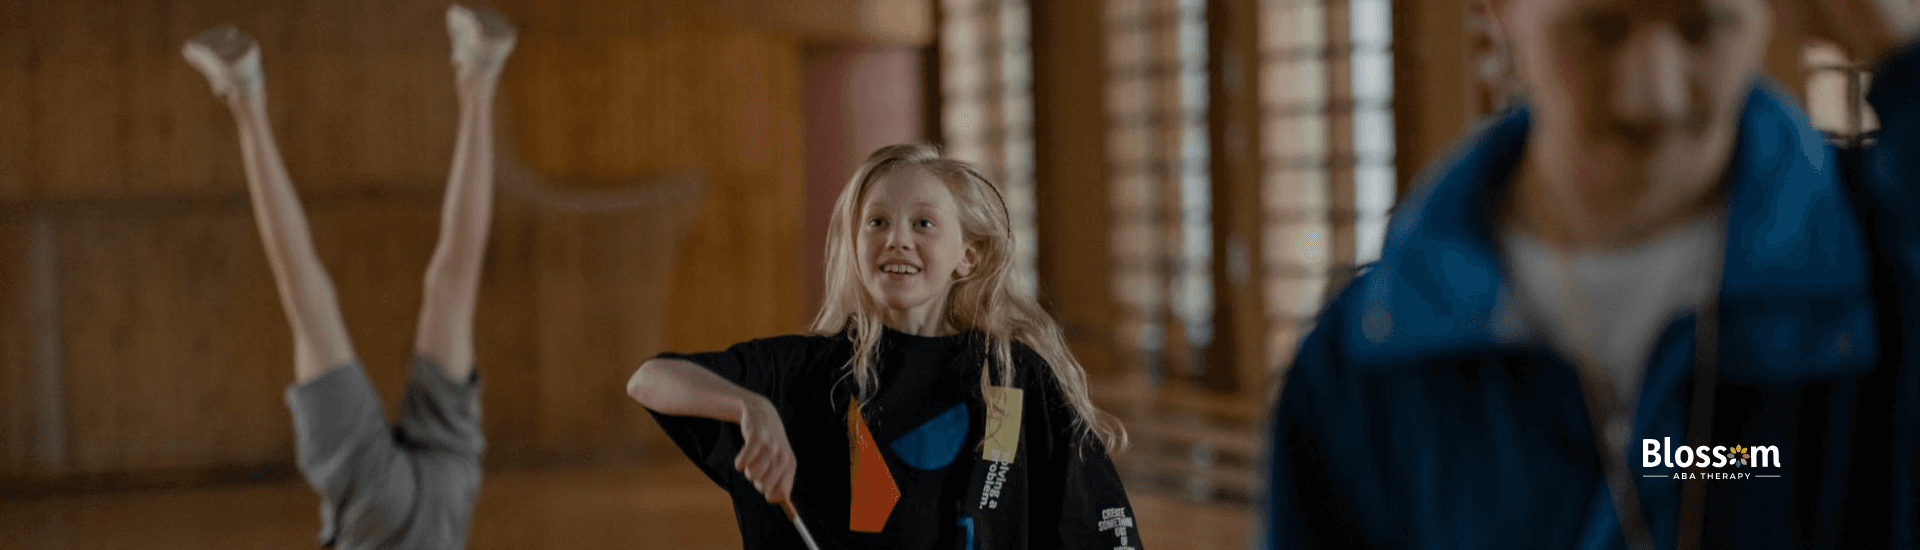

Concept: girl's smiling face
[[856, 167, 977, 335]]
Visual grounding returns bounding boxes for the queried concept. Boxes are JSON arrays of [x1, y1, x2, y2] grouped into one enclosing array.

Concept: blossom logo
[[1641, 437, 1782, 480]]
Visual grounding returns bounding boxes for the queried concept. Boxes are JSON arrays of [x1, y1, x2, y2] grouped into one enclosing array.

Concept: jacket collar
[[1343, 81, 1879, 383]]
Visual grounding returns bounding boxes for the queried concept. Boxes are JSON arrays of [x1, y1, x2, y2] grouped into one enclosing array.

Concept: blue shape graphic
[[888, 403, 969, 470], [958, 516, 976, 550]]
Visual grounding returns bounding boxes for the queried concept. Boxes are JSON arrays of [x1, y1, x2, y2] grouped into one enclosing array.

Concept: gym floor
[[1, 460, 1253, 549]]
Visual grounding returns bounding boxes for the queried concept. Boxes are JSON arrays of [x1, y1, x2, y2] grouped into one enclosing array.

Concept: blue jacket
[[1264, 45, 1920, 549]]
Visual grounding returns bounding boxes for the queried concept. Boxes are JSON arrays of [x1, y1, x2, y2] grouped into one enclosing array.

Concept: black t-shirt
[[648, 329, 1144, 550]]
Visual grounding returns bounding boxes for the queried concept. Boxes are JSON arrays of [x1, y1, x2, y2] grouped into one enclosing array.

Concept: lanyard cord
[[1677, 292, 1718, 550], [1544, 223, 1722, 550]]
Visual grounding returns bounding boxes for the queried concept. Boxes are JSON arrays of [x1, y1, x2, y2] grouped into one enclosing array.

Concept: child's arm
[[628, 358, 796, 503], [1045, 439, 1144, 550], [1017, 356, 1145, 549]]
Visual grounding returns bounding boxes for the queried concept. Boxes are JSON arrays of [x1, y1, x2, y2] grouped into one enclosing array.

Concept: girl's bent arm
[[627, 357, 796, 502], [626, 358, 756, 423]]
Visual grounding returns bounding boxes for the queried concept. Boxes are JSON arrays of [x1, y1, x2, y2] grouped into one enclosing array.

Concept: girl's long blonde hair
[[810, 143, 1127, 453]]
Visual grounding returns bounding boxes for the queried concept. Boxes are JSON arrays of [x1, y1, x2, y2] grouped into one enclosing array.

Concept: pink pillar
[[800, 45, 926, 314]]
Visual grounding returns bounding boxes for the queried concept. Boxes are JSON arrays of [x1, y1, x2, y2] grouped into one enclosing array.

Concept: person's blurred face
[[1499, 0, 1772, 193]]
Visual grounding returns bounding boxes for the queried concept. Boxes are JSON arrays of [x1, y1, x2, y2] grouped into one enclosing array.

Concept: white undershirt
[[1499, 210, 1726, 404]]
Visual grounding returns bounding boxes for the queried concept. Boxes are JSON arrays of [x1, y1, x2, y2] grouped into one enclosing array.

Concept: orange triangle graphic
[[847, 397, 899, 533]]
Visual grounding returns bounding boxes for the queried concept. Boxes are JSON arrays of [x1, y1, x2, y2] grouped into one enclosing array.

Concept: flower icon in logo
[[1730, 445, 1749, 467]]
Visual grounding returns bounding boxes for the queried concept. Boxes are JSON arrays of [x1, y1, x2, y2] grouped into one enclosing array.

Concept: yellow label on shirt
[[980, 386, 1023, 462]]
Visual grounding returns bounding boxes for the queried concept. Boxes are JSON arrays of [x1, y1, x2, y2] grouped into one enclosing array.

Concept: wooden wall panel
[[1206, 0, 1270, 393], [530, 213, 639, 466], [0, 0, 863, 487], [34, 51, 126, 200], [5, 0, 921, 200], [1, 216, 39, 477], [4, 185, 711, 481], [469, 193, 701, 469], [491, 0, 930, 46], [53, 203, 293, 474], [4, 26, 446, 201], [1392, 1, 1471, 197], [504, 27, 809, 352], [472, 197, 546, 468], [0, 34, 27, 197], [328, 199, 426, 353], [306, 194, 444, 412], [265, 52, 458, 193], [527, 209, 699, 465], [1030, 0, 1119, 376]]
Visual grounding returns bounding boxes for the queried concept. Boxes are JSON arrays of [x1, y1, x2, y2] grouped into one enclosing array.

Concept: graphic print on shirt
[[848, 398, 975, 533], [957, 516, 977, 550], [847, 397, 900, 532], [1099, 506, 1138, 550], [977, 386, 1023, 509], [889, 403, 970, 470]]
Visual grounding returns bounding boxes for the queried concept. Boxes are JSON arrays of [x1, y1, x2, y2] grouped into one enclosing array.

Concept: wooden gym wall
[[0, 0, 930, 488]]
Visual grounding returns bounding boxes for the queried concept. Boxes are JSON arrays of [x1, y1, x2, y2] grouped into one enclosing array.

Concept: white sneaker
[[447, 4, 516, 82], [181, 25, 262, 100]]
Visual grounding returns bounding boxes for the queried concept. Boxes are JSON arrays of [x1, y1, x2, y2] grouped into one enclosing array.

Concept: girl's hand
[[734, 395, 796, 503]]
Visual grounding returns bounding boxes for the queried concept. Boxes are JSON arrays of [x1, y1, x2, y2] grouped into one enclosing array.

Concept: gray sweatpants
[[286, 356, 484, 550]]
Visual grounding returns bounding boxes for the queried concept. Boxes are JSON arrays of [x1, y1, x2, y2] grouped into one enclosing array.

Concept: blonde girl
[[628, 144, 1143, 549]]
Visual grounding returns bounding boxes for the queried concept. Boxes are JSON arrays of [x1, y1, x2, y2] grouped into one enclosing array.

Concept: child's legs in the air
[[413, 3, 515, 383], [182, 4, 513, 548]]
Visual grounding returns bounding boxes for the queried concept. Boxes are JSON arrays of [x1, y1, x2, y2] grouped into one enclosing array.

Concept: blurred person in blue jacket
[[1263, 0, 1920, 548]]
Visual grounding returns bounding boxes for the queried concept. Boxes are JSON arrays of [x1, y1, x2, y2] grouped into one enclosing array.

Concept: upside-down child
[[181, 5, 514, 549]]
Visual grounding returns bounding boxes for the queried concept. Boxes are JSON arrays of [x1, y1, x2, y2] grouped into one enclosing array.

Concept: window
[[1259, 0, 1395, 372], [1107, 0, 1213, 381], [940, 0, 1039, 296], [943, 0, 1400, 385]]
